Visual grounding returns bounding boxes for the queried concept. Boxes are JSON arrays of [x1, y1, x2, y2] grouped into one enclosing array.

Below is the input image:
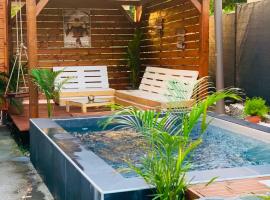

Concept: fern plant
[[105, 88, 241, 200], [31, 69, 70, 117], [126, 29, 143, 89], [244, 97, 269, 118]]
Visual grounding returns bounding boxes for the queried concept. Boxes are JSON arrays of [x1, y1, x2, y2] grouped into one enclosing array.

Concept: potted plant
[[244, 97, 269, 123], [0, 71, 24, 115], [31, 68, 70, 118], [126, 29, 143, 89]]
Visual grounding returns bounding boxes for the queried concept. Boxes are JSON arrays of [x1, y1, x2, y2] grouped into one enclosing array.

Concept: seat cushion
[[115, 90, 195, 110]]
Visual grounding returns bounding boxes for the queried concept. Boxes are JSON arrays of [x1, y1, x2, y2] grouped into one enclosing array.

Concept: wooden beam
[[199, 0, 209, 77], [141, 0, 153, 5], [26, 0, 39, 118], [113, 1, 141, 5], [190, 0, 202, 13], [36, 0, 49, 16], [118, 5, 135, 24], [135, 5, 142, 22], [3, 0, 9, 72]]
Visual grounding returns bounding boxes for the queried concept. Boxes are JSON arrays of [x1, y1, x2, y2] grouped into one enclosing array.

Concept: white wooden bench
[[115, 67, 199, 110], [53, 66, 115, 106]]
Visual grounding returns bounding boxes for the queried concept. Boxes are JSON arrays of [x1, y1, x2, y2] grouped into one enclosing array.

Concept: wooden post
[[7, 0, 12, 72], [199, 0, 210, 77], [135, 5, 142, 23], [3, 0, 9, 72], [26, 0, 39, 118]]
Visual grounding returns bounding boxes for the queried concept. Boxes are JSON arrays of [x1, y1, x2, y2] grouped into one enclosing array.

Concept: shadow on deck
[[8, 103, 114, 132]]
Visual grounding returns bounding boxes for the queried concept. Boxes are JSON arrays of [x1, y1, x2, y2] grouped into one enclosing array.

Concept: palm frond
[[105, 87, 242, 200], [31, 68, 70, 117]]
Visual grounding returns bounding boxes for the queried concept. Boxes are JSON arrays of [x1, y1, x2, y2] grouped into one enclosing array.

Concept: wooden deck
[[9, 103, 114, 132], [189, 176, 270, 198]]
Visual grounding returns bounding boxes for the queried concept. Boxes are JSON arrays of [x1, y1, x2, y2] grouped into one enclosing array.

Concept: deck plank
[[189, 176, 270, 198], [9, 103, 114, 132]]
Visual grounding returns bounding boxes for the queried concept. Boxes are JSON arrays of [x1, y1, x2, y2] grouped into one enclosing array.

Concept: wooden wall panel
[[141, 0, 204, 74], [11, 0, 208, 90], [13, 6, 135, 89], [0, 0, 8, 72]]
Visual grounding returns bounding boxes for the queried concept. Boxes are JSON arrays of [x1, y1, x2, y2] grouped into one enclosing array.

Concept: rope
[[5, 0, 28, 97]]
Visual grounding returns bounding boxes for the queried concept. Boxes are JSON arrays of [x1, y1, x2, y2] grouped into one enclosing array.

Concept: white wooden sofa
[[115, 67, 199, 110], [53, 66, 115, 106]]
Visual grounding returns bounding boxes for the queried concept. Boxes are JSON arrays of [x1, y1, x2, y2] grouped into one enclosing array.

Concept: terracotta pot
[[245, 116, 261, 124]]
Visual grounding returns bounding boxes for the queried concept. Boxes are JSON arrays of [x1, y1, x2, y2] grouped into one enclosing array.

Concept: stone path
[[0, 126, 54, 200]]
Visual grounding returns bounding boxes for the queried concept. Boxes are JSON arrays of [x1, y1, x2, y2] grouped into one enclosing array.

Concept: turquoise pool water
[[58, 120, 270, 177]]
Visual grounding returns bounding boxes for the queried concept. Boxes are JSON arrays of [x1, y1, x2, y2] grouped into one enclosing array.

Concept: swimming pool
[[30, 115, 270, 200], [60, 120, 270, 178]]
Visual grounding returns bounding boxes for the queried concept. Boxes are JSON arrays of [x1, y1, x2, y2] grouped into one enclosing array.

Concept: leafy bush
[[244, 97, 269, 117], [210, 0, 247, 15]]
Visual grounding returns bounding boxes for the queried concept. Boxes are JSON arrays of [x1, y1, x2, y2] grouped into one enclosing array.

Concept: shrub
[[244, 97, 269, 118]]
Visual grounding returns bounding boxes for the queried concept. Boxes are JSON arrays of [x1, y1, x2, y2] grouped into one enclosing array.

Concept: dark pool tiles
[[52, 149, 66, 200], [104, 189, 153, 200], [65, 159, 102, 200]]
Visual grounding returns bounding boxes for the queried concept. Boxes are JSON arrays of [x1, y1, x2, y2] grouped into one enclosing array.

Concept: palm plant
[[166, 77, 215, 108], [105, 88, 241, 200], [31, 69, 70, 117], [126, 29, 143, 89]]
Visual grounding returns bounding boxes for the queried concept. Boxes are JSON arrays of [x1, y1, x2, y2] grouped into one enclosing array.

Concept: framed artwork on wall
[[63, 9, 91, 48]]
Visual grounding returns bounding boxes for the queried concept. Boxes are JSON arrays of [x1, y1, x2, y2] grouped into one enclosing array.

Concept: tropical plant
[[244, 97, 269, 118], [105, 88, 241, 200], [126, 29, 143, 89], [258, 195, 270, 200], [31, 69, 70, 117], [166, 77, 215, 106], [210, 0, 247, 15]]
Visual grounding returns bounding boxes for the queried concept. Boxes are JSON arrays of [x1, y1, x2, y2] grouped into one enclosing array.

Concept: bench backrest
[[139, 67, 199, 99], [53, 66, 109, 92]]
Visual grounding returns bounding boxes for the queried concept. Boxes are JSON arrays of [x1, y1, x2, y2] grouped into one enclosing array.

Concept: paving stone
[[0, 126, 54, 200]]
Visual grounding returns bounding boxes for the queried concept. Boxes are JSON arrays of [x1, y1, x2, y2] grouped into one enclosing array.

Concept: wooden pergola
[[8, 0, 210, 118]]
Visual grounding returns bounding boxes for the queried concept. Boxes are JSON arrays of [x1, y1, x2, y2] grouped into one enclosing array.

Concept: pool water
[[190, 125, 270, 170], [61, 123, 270, 178]]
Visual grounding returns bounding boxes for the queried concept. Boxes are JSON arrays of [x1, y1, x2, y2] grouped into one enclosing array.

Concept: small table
[[66, 98, 114, 113]]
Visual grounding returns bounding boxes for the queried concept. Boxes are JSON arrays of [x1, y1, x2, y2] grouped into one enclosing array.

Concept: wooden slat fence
[[140, 0, 201, 72], [10, 0, 207, 90], [13, 6, 135, 89]]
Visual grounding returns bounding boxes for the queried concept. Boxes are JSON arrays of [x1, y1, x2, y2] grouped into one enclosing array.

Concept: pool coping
[[30, 118, 153, 196], [188, 115, 270, 184], [30, 114, 270, 196], [208, 112, 270, 134]]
